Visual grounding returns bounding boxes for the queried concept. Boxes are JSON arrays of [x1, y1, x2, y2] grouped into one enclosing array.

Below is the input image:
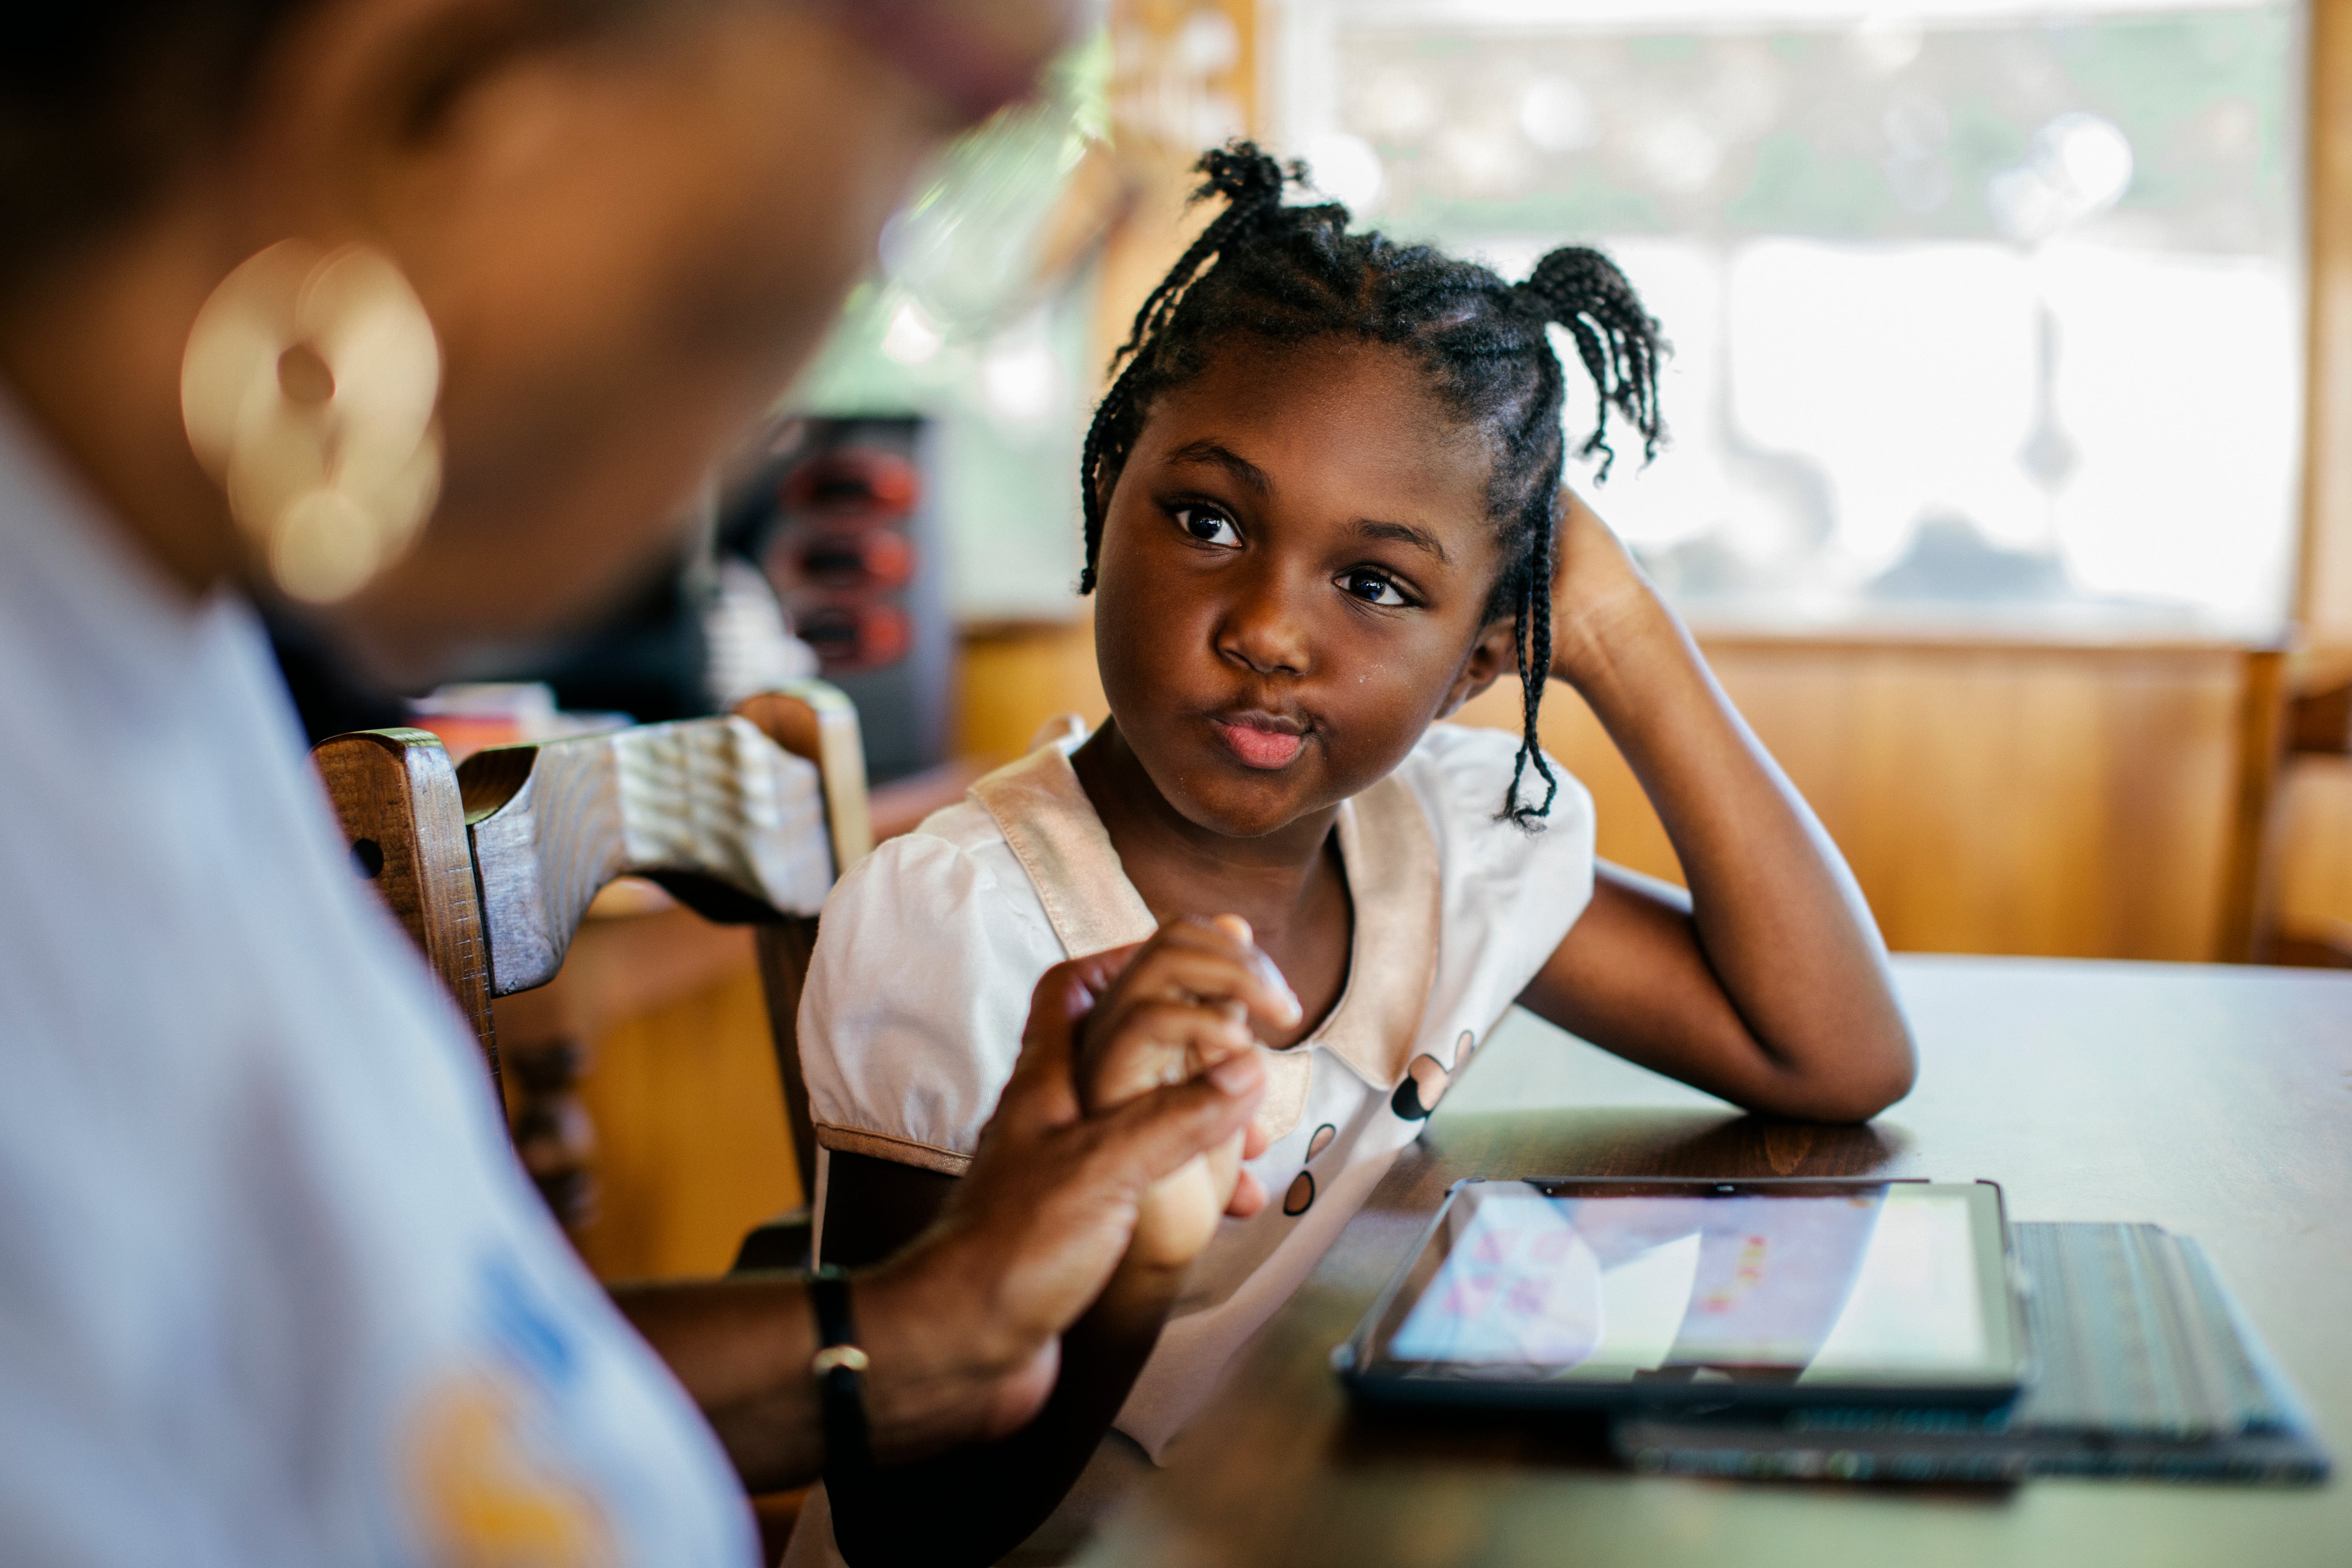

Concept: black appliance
[[728, 416, 953, 783]]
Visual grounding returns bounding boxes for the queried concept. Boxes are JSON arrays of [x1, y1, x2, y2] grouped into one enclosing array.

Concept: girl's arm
[[1517, 493, 1915, 1122]]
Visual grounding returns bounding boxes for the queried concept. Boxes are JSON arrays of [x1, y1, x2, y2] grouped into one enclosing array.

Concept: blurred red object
[[778, 448, 919, 525], [792, 600, 913, 672], [406, 714, 522, 764], [771, 526, 914, 592], [407, 683, 626, 764]]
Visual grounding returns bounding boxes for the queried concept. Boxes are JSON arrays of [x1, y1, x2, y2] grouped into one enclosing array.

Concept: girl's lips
[[1212, 717, 1305, 769]]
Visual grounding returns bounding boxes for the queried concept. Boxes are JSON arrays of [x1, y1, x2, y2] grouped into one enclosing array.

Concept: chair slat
[[459, 716, 831, 996], [735, 684, 877, 1205], [312, 727, 499, 1075], [737, 682, 874, 868]]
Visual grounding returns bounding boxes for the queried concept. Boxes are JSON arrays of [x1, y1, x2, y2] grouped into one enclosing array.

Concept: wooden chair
[[312, 681, 873, 1238]]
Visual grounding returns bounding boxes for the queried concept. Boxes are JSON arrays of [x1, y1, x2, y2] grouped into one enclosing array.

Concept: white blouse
[[0, 398, 753, 1567], [800, 721, 1597, 1460]]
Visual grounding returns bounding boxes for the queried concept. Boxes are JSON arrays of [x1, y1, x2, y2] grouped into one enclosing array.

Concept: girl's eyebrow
[[1165, 439, 1448, 562], [1356, 519, 1451, 564], [1166, 439, 1272, 495]]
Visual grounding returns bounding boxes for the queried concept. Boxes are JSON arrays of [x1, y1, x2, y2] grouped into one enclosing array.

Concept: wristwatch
[[808, 1265, 874, 1489]]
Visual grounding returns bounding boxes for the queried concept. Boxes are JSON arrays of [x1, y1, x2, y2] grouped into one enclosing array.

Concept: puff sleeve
[[795, 817, 1066, 1172]]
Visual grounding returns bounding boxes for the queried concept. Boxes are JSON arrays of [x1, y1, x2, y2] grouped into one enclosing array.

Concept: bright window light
[[1271, 0, 2304, 631]]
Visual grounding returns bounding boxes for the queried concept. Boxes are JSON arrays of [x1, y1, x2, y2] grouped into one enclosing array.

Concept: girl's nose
[[1216, 567, 1311, 677]]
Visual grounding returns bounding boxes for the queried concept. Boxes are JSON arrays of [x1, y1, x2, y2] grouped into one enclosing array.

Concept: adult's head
[[0, 0, 1075, 678]]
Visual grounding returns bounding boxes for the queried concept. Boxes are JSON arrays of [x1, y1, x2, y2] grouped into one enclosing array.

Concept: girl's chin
[[1120, 726, 1338, 840], [1165, 772, 1328, 842]]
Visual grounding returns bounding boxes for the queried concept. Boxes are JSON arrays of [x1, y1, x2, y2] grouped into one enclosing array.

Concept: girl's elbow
[[1753, 1027, 1916, 1122], [1827, 1064, 1915, 1122], [1809, 1031, 1917, 1122]]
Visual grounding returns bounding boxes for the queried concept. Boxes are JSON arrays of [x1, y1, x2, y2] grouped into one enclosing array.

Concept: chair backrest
[[313, 680, 871, 1207], [732, 684, 871, 1204], [313, 725, 499, 1059], [454, 711, 834, 990]]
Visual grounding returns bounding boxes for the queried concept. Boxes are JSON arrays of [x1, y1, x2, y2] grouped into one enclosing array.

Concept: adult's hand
[[617, 949, 1267, 1488], [850, 947, 1269, 1459], [822, 937, 1281, 1568]]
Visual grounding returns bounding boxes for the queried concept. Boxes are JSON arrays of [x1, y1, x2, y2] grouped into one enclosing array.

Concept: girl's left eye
[[1338, 569, 1411, 607], [1174, 506, 1241, 548]]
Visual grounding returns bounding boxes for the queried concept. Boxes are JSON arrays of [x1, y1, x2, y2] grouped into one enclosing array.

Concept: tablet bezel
[[1335, 1177, 2028, 1411]]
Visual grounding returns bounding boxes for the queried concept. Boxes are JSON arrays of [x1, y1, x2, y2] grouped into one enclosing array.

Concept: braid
[[1515, 248, 1665, 481], [1075, 360, 1134, 595], [1079, 143, 1304, 592], [1502, 494, 1561, 828], [1115, 144, 1301, 368], [1078, 142, 1665, 828], [1493, 247, 1661, 823]]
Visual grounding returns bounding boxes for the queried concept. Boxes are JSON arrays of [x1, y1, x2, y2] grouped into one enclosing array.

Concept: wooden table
[[1081, 956, 2352, 1568]]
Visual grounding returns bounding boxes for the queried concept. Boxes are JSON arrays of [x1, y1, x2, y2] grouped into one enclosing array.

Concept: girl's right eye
[[1174, 505, 1241, 549]]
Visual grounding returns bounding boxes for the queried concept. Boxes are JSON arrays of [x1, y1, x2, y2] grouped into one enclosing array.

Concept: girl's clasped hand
[[1072, 914, 1298, 1266]]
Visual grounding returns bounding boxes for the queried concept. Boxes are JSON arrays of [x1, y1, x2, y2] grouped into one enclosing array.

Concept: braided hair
[[1078, 142, 1664, 828]]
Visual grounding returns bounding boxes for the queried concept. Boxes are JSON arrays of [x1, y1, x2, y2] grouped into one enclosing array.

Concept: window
[[1270, 0, 2304, 631]]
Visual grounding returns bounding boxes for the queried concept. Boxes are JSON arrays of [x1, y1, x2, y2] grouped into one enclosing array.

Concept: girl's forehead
[[1141, 336, 1496, 525]]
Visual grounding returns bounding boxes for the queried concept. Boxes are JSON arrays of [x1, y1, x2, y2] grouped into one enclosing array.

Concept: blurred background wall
[[859, 0, 2334, 968], [535, 0, 2352, 1279]]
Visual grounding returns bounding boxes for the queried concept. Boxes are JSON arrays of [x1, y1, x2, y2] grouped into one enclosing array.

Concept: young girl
[[791, 144, 1914, 1565]]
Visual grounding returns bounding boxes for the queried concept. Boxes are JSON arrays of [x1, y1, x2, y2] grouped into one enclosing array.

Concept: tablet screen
[[1367, 1181, 2016, 1392]]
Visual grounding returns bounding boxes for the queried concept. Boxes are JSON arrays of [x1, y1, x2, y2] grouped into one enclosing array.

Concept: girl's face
[[1094, 335, 1521, 840]]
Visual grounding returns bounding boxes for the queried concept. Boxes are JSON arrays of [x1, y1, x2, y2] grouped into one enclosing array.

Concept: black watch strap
[[808, 1265, 874, 1488]]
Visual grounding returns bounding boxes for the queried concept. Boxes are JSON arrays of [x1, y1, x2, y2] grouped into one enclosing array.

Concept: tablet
[[1336, 1178, 2028, 1410]]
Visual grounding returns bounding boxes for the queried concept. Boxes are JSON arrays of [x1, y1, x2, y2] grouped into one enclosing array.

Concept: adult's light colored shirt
[[0, 399, 754, 1568]]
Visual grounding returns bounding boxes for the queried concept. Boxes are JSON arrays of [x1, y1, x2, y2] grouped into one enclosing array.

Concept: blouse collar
[[969, 730, 1441, 1142]]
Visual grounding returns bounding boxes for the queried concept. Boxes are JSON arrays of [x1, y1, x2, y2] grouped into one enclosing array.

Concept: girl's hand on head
[[1521, 495, 1915, 1128], [1547, 487, 1675, 692], [1074, 915, 1300, 1268]]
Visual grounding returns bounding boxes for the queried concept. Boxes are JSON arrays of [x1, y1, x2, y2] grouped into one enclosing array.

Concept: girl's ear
[[1437, 614, 1522, 719]]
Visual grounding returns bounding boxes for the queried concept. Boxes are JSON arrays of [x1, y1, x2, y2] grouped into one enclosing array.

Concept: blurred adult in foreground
[[0, 2, 1271, 1563]]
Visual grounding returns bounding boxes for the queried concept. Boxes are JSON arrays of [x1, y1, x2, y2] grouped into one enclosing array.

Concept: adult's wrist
[[850, 1231, 1052, 1461]]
